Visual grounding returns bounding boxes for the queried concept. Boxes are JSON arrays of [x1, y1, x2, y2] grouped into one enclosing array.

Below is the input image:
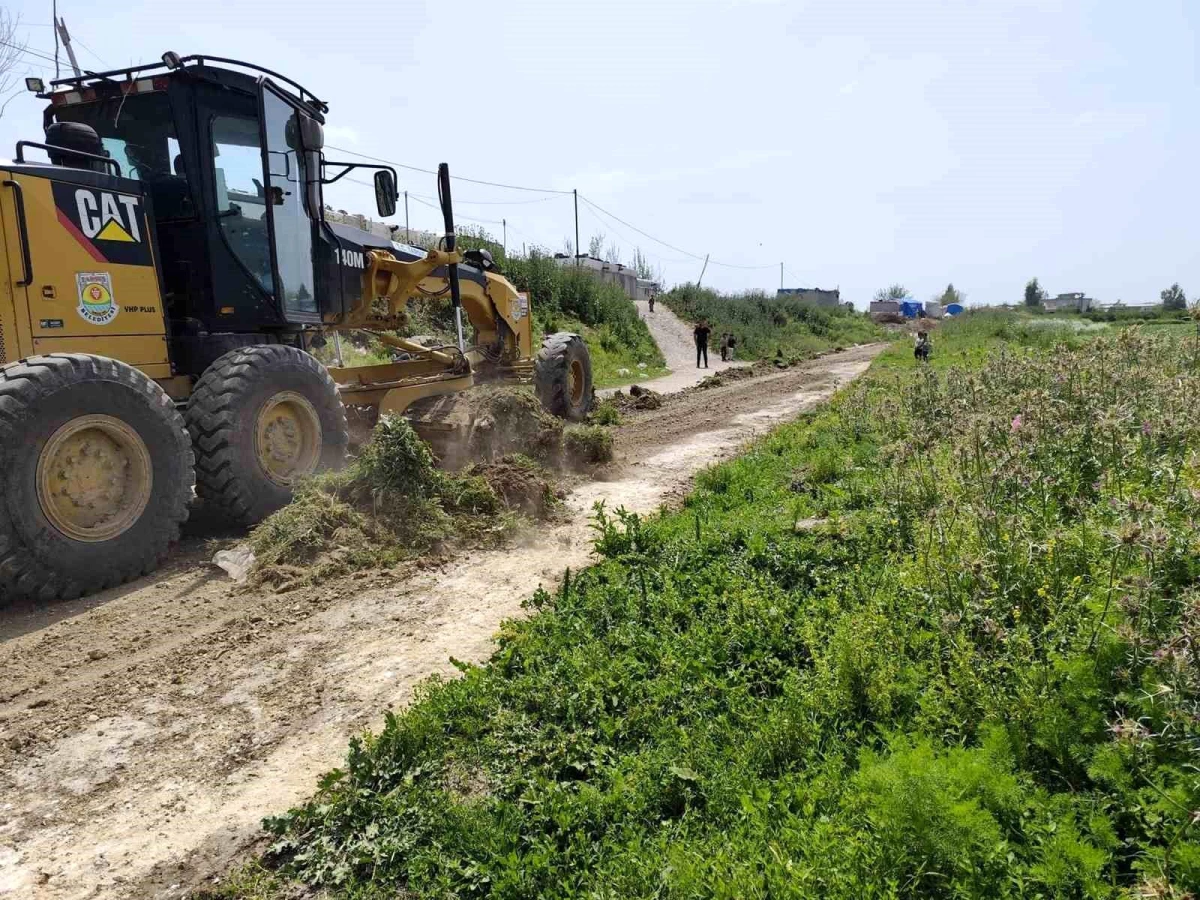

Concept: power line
[[325, 143, 572, 195], [579, 194, 777, 271], [577, 194, 704, 262], [576, 199, 695, 265], [71, 37, 109, 68], [0, 41, 61, 66]]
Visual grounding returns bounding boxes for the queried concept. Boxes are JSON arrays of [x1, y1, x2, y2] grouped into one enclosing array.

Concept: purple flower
[[1142, 420, 1152, 436]]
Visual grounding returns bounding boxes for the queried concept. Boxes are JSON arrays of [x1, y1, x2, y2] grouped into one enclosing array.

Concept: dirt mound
[[409, 386, 563, 469], [466, 455, 558, 517], [694, 364, 767, 389], [610, 384, 664, 411]]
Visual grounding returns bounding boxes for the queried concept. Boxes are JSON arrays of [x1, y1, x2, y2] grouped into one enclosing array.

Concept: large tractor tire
[[0, 354, 195, 603], [534, 332, 594, 422], [185, 345, 348, 526]]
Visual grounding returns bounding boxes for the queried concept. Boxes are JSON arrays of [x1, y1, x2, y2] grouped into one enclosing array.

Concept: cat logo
[[76, 190, 141, 242], [52, 182, 153, 267]]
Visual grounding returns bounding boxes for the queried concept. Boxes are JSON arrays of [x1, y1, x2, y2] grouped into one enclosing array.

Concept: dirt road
[[601, 299, 743, 396], [0, 344, 883, 899]]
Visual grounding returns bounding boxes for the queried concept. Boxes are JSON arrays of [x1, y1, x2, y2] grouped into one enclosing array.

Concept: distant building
[[555, 255, 642, 300], [1043, 292, 1094, 312], [1100, 300, 1159, 313], [777, 287, 841, 307], [636, 278, 661, 301], [869, 299, 901, 317], [924, 300, 943, 319]]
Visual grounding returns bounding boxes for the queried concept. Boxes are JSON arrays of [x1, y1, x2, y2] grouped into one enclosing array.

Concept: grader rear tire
[[185, 345, 348, 526], [534, 332, 594, 421], [0, 354, 195, 603]]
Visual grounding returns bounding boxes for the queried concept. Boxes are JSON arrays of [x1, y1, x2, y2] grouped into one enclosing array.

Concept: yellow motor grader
[[0, 52, 593, 602]]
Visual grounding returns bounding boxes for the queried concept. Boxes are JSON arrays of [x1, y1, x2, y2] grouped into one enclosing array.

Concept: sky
[[1, 0, 1197, 307]]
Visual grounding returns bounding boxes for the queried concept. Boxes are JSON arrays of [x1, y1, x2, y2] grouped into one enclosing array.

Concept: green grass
[[663, 284, 883, 361], [216, 313, 1200, 899]]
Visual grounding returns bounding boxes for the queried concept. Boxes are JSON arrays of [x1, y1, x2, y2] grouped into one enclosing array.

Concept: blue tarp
[[945, 303, 964, 316], [900, 300, 923, 318]]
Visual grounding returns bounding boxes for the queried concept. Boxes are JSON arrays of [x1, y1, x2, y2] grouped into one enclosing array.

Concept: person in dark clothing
[[694, 319, 711, 368], [648, 294, 655, 313], [720, 333, 730, 362], [727, 334, 737, 360], [914, 330, 931, 362]]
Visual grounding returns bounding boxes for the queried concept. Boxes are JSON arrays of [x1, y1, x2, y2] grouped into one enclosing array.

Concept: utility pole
[[780, 262, 784, 291], [404, 191, 409, 243], [502, 218, 507, 257], [55, 17, 82, 78], [573, 189, 579, 264], [696, 253, 710, 288]]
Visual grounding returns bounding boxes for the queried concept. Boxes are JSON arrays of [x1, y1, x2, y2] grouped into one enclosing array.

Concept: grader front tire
[[185, 345, 348, 526], [0, 354, 195, 603], [534, 332, 594, 422]]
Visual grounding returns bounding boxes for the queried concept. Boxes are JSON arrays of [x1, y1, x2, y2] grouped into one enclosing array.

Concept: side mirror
[[374, 169, 397, 217], [299, 116, 323, 151]]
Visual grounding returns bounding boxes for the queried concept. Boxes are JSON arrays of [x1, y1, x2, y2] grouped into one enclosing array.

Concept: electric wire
[[325, 143, 571, 195]]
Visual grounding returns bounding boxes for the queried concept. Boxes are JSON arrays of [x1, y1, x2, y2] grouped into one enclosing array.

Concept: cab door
[[259, 83, 319, 324], [0, 170, 31, 364]]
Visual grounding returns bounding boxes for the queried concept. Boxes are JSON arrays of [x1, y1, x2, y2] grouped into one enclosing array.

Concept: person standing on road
[[694, 319, 712, 368], [720, 333, 730, 362], [648, 293, 655, 313]]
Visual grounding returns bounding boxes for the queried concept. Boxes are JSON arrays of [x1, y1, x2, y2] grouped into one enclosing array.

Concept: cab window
[[211, 115, 275, 295], [53, 93, 193, 218]]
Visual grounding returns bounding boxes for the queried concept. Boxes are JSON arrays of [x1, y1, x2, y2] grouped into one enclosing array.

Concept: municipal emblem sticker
[[76, 272, 118, 325]]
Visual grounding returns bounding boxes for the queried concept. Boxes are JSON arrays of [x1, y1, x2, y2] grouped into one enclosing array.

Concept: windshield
[[51, 93, 181, 182]]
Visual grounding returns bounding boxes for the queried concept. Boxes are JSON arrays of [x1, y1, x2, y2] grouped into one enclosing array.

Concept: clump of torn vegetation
[[248, 415, 557, 588], [564, 424, 615, 466]]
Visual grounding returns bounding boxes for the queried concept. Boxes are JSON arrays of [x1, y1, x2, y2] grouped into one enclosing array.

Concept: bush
[[663, 284, 882, 361]]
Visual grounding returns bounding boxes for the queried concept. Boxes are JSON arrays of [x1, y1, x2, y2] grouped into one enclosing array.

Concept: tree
[[588, 233, 605, 258], [938, 283, 966, 306], [1024, 278, 1047, 308], [873, 284, 908, 303], [1161, 283, 1187, 311], [0, 12, 28, 121]]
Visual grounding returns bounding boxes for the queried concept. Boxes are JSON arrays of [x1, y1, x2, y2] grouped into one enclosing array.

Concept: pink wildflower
[[1011, 414, 1023, 432]]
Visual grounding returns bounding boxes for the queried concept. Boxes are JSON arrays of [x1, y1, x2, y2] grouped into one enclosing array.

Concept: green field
[[218, 313, 1200, 899]]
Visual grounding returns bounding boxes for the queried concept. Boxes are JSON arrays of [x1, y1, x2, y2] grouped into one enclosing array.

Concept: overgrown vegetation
[[664, 284, 882, 361], [225, 313, 1200, 898]]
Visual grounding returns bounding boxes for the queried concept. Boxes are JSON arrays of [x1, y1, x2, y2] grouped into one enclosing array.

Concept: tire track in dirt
[[0, 344, 883, 899]]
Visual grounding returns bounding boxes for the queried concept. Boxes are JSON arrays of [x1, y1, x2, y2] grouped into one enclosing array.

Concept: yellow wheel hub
[[255, 391, 322, 486], [568, 359, 585, 406], [37, 415, 153, 542]]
